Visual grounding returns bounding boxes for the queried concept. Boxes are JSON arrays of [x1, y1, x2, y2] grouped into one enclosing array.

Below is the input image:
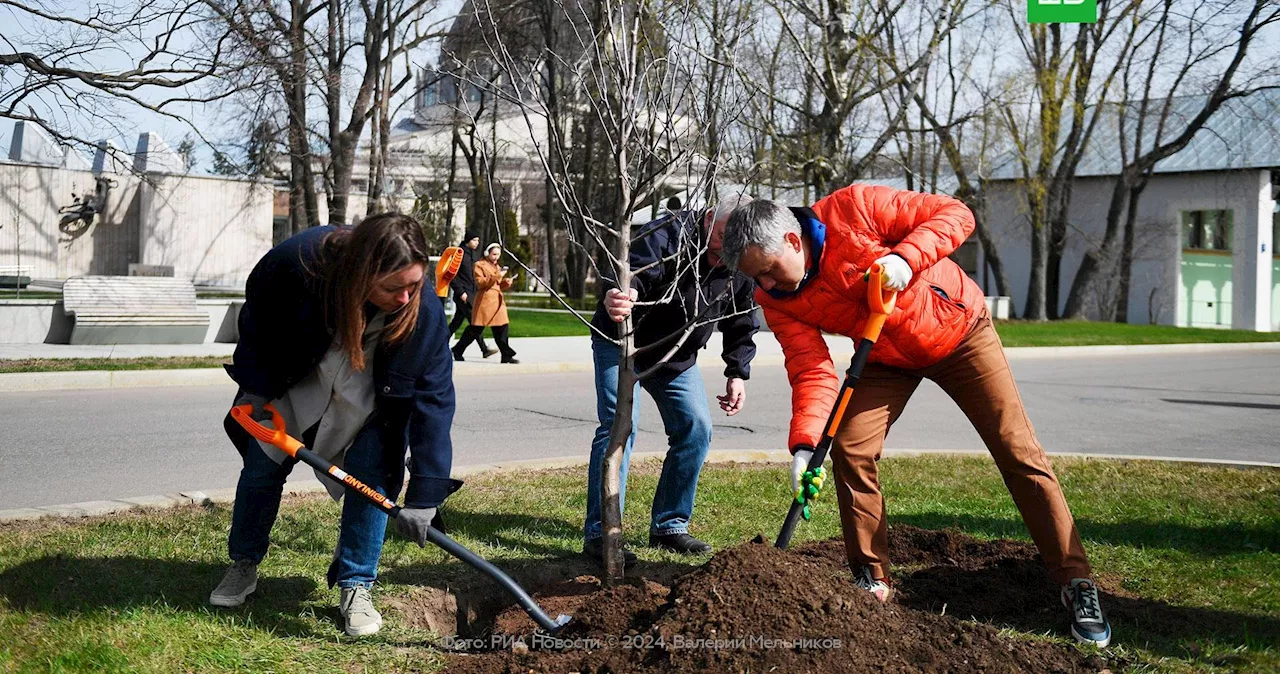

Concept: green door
[[1179, 252, 1233, 328], [1272, 256, 1279, 331]]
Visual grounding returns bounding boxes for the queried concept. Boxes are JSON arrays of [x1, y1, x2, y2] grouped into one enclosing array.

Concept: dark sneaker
[[482, 347, 498, 358], [1062, 578, 1111, 647], [451, 347, 465, 362], [649, 532, 712, 555], [340, 586, 383, 636], [209, 559, 258, 607], [853, 565, 892, 603], [582, 537, 637, 568], [502, 358, 520, 364]]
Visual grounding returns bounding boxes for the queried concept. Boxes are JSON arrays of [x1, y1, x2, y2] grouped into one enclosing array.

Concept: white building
[[983, 91, 1280, 331]]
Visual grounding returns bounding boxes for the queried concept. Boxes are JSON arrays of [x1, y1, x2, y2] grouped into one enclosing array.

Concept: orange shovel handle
[[435, 246, 465, 298], [861, 262, 899, 343], [230, 403, 304, 457]]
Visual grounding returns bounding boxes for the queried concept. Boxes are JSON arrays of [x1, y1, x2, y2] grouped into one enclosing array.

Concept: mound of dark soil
[[446, 526, 1109, 673]]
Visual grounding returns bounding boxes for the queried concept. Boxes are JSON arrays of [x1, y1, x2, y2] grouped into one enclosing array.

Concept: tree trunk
[[1024, 208, 1049, 320], [601, 4, 642, 584], [286, 2, 319, 232], [1113, 181, 1146, 322], [446, 125, 459, 236], [1046, 211, 1068, 319], [1063, 168, 1134, 318], [544, 56, 560, 293]]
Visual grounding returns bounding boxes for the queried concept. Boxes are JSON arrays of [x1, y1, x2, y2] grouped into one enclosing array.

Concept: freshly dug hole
[[447, 526, 1109, 673]]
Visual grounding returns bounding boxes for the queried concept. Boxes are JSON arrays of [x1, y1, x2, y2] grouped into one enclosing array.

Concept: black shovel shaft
[[775, 337, 875, 550], [293, 445, 567, 633]]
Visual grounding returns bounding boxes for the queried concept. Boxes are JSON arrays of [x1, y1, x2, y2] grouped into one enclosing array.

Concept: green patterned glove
[[794, 465, 826, 521]]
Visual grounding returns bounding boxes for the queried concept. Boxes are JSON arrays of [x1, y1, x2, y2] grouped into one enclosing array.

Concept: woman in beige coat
[[452, 243, 519, 363]]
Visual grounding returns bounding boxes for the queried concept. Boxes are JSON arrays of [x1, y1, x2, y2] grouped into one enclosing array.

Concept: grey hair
[[721, 200, 799, 271], [707, 193, 754, 227]]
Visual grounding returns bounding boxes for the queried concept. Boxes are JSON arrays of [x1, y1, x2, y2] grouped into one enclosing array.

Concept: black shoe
[[648, 532, 711, 555], [582, 537, 637, 568], [451, 348, 464, 362], [482, 347, 498, 358], [502, 358, 520, 364]]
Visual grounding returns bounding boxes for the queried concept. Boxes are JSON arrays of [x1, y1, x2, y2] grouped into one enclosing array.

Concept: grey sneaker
[[1062, 578, 1112, 647], [340, 586, 383, 636], [209, 559, 258, 607]]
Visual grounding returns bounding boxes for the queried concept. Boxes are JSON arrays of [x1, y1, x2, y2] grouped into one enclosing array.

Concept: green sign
[[1027, 0, 1097, 23]]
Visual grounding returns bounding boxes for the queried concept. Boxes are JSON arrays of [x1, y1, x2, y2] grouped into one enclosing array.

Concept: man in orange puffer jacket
[[721, 184, 1111, 648]]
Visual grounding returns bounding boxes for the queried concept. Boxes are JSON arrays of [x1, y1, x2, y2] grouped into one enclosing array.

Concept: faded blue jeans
[[584, 335, 713, 542], [228, 422, 397, 589]]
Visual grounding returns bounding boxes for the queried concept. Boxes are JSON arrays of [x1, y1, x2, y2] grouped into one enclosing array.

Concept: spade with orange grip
[[435, 246, 465, 299], [775, 262, 899, 549], [230, 403, 571, 633]]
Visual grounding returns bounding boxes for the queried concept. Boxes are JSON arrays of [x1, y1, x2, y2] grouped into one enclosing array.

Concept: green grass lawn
[[0, 317, 1274, 374], [0, 456, 1275, 673], [994, 320, 1280, 347], [504, 308, 592, 338]]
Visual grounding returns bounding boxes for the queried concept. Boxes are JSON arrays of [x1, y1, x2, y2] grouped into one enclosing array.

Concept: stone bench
[[63, 276, 210, 344]]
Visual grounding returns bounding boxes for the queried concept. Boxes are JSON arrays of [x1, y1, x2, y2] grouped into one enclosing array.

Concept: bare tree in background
[[203, 0, 445, 232], [998, 0, 1144, 320], [1062, 0, 1280, 319], [902, 3, 1015, 303], [1, 0, 231, 168], [752, 0, 959, 197]]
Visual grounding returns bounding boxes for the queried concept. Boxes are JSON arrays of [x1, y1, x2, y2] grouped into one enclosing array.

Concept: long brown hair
[[320, 213, 429, 371]]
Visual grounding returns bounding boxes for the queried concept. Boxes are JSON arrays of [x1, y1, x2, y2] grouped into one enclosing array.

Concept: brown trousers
[[830, 316, 1091, 586]]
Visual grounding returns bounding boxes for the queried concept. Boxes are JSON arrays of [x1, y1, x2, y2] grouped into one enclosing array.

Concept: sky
[[1, 0, 464, 173]]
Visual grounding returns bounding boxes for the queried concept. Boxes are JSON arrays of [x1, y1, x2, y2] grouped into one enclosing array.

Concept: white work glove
[[604, 287, 637, 322], [874, 254, 912, 291], [790, 448, 815, 494]]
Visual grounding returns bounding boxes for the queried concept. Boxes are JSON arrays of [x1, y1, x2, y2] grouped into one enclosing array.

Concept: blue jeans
[[228, 423, 397, 589], [584, 335, 713, 542]]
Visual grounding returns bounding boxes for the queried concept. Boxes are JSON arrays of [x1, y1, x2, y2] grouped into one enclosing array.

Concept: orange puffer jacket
[[756, 184, 986, 451]]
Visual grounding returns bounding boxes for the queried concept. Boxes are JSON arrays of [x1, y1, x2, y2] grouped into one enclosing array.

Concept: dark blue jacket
[[449, 241, 480, 301], [591, 211, 759, 380], [224, 226, 461, 508]]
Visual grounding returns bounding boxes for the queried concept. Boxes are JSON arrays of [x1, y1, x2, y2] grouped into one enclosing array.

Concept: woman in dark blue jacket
[[210, 213, 459, 637]]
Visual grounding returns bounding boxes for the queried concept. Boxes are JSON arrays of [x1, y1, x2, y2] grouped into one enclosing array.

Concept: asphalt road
[[3, 349, 1277, 509]]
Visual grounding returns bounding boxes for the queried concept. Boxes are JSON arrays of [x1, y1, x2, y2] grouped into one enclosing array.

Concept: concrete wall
[[137, 174, 272, 285], [0, 299, 240, 344], [0, 300, 72, 343], [0, 163, 141, 278], [984, 169, 1273, 329], [0, 162, 272, 286]]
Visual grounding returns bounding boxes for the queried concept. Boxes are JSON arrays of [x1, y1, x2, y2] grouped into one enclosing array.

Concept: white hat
[[484, 242, 502, 254]]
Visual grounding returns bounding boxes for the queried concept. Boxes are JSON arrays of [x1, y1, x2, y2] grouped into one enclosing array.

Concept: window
[[1182, 209, 1232, 251]]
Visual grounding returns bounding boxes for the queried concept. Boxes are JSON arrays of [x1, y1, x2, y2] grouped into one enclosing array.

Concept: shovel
[[231, 404, 571, 633], [435, 246, 464, 299], [775, 261, 898, 549]]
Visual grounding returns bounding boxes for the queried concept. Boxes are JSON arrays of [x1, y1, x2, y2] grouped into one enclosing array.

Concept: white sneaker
[[209, 560, 258, 607], [340, 586, 383, 636], [854, 565, 893, 603]]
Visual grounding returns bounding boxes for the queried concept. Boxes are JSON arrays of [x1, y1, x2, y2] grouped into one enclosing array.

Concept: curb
[[0, 367, 233, 392], [3, 341, 1279, 392], [3, 449, 1274, 524]]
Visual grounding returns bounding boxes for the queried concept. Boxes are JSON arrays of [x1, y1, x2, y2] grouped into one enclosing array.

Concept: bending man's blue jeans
[[584, 335, 713, 542], [228, 423, 397, 589]]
